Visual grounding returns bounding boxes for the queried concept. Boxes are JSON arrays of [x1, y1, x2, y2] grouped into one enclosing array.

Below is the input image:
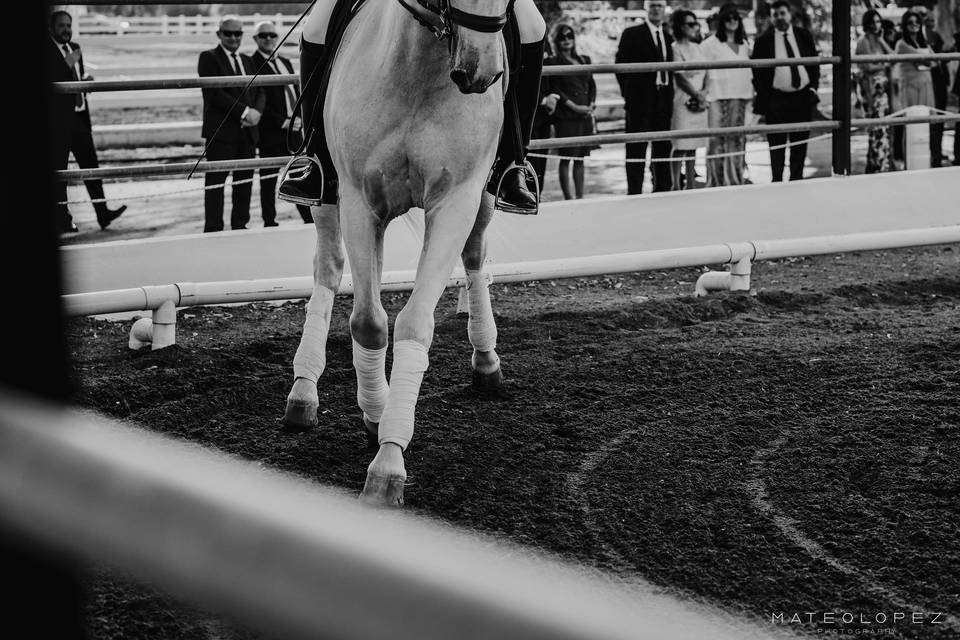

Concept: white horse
[[282, 0, 523, 507]]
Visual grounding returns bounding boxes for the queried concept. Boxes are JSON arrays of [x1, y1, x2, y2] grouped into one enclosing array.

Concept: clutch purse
[[685, 96, 707, 113]]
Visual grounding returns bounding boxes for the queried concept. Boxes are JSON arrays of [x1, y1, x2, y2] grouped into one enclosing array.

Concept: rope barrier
[[528, 132, 836, 164], [56, 172, 272, 206]]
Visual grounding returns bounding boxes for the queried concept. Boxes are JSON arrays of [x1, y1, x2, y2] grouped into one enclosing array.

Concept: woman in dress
[[700, 5, 753, 187], [855, 9, 894, 173], [669, 10, 708, 190], [542, 24, 597, 200], [892, 11, 936, 162]]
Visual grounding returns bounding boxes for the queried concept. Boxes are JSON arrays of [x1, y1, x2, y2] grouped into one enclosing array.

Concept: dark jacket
[[46, 38, 90, 134], [543, 54, 597, 120], [197, 46, 266, 144], [615, 23, 674, 113], [924, 28, 947, 103], [751, 26, 820, 116], [249, 50, 300, 148]]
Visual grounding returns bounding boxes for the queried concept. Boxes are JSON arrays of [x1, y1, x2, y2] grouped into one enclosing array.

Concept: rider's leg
[[489, 0, 546, 212], [278, 1, 339, 206]]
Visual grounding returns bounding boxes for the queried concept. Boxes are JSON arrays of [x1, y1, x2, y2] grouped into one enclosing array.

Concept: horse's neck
[[357, 2, 447, 86]]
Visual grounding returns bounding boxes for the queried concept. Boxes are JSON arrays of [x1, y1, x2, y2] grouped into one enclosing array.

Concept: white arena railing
[[0, 389, 780, 640]]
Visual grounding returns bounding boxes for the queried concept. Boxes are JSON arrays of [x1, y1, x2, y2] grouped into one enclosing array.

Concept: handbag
[[685, 96, 707, 113]]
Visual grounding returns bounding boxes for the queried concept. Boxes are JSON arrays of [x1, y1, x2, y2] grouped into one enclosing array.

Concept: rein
[[397, 0, 513, 41]]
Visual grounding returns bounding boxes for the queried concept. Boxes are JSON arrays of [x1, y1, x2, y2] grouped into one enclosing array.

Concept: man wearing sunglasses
[[198, 16, 266, 232], [615, 0, 675, 194], [250, 21, 314, 227]]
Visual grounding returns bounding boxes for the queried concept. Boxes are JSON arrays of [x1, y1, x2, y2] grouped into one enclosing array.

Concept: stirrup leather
[[492, 160, 540, 215], [277, 154, 324, 207]]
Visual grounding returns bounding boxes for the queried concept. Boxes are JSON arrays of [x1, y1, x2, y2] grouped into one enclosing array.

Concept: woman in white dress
[[669, 9, 708, 190], [700, 6, 753, 187]]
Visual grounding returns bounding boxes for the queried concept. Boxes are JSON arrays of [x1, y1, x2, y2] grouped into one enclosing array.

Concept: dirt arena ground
[[66, 243, 959, 640]]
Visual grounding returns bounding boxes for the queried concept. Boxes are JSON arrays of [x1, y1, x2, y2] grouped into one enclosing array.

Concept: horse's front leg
[[461, 192, 503, 391], [361, 190, 483, 507], [282, 204, 344, 431]]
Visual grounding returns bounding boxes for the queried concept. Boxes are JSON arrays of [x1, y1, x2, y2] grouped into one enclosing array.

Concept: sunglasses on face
[[557, 33, 574, 41], [684, 22, 699, 28], [256, 32, 278, 38], [724, 15, 740, 22], [220, 30, 243, 38], [906, 20, 920, 26]]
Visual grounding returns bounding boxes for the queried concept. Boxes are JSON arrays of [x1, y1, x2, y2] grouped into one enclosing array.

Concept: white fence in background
[[75, 12, 305, 36]]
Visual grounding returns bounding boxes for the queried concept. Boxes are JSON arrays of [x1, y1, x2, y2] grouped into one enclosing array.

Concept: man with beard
[[751, 0, 821, 181], [47, 10, 127, 233]]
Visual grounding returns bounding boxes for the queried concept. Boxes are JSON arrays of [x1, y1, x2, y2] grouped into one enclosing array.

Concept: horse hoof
[[362, 416, 379, 451], [358, 473, 405, 508], [280, 399, 318, 433], [471, 366, 503, 392]]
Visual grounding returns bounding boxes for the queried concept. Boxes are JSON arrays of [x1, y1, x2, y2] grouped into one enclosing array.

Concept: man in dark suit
[[915, 4, 947, 166], [615, 0, 674, 194], [249, 21, 313, 227], [47, 10, 126, 234], [198, 16, 265, 232], [751, 0, 820, 182]]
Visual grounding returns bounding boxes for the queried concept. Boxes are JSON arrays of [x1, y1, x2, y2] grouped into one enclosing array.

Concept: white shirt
[[646, 20, 668, 86], [772, 27, 810, 92], [700, 36, 753, 100], [54, 36, 87, 112], [265, 56, 295, 119], [221, 45, 246, 75], [219, 46, 251, 121]]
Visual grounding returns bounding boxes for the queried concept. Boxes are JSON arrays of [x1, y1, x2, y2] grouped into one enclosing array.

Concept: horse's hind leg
[[282, 204, 344, 431], [461, 192, 503, 392]]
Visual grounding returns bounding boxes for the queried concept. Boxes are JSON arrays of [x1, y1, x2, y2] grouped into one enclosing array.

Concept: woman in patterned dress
[[856, 9, 894, 173]]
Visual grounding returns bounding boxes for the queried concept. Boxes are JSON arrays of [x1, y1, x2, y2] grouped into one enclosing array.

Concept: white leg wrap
[[378, 340, 429, 451], [292, 287, 335, 382], [352, 341, 388, 424], [466, 269, 497, 353]]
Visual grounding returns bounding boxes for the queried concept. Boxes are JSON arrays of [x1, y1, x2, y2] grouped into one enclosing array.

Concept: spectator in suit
[[47, 10, 126, 234], [198, 16, 265, 233], [616, 0, 674, 194], [751, 0, 821, 182], [913, 4, 948, 166], [249, 21, 313, 226]]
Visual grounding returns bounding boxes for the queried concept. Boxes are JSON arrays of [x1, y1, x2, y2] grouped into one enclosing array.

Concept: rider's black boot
[[278, 39, 337, 206], [488, 36, 545, 214]]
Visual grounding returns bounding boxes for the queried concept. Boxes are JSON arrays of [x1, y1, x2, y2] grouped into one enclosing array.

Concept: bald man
[[250, 21, 313, 226], [198, 16, 266, 232]]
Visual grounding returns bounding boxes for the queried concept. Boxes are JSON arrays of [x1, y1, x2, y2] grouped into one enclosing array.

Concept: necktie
[[230, 53, 243, 76], [654, 28, 666, 86], [63, 44, 84, 109], [783, 32, 802, 89], [270, 59, 296, 118]]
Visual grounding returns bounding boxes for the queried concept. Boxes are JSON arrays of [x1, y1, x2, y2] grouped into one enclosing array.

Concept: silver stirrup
[[276, 154, 324, 207], [492, 160, 540, 215]]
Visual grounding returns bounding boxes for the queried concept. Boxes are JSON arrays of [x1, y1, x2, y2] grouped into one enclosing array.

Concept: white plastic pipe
[[695, 255, 753, 297], [61, 227, 960, 319]]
